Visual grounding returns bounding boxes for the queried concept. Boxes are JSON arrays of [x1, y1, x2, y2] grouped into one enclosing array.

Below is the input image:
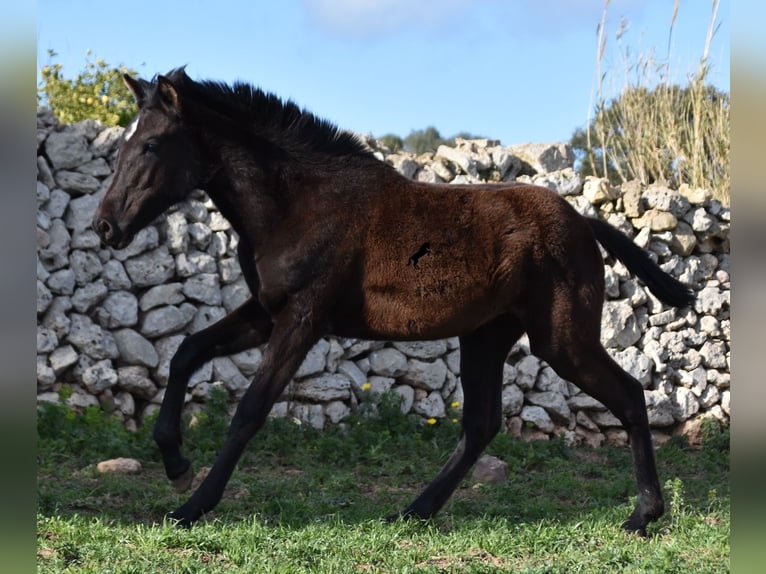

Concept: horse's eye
[[143, 140, 159, 154]]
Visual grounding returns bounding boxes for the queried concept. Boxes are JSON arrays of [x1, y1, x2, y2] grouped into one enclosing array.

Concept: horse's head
[[93, 71, 204, 249]]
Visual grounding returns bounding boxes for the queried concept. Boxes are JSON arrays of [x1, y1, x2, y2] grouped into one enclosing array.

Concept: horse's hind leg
[[530, 333, 664, 536], [154, 297, 272, 492], [398, 315, 523, 520]]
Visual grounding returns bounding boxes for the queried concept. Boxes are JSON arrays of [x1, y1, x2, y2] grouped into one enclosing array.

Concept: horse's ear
[[156, 75, 182, 116], [123, 74, 149, 107]]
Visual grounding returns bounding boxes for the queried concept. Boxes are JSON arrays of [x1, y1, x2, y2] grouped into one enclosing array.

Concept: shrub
[[38, 50, 140, 127], [572, 0, 729, 204]]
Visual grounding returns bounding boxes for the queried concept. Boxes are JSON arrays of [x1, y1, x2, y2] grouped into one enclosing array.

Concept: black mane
[[160, 68, 373, 159]]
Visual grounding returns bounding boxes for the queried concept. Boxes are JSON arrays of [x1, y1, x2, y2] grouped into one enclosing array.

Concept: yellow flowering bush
[[38, 50, 140, 127]]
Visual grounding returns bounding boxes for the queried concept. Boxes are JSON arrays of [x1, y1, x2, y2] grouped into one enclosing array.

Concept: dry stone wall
[[36, 109, 731, 446]]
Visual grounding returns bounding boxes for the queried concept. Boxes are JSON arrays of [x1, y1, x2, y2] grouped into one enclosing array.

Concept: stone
[[609, 346, 653, 387], [97, 458, 142, 475], [231, 348, 263, 377], [188, 305, 226, 333], [589, 410, 622, 428], [671, 387, 700, 421], [412, 390, 446, 418], [37, 327, 59, 354], [514, 355, 540, 390], [42, 297, 72, 339], [117, 366, 158, 400], [324, 400, 351, 424], [471, 455, 509, 484], [187, 221, 213, 249], [392, 340, 448, 360], [644, 390, 674, 427], [175, 250, 217, 277], [222, 278, 250, 312], [139, 283, 185, 311], [110, 227, 160, 261], [97, 291, 138, 328], [402, 358, 447, 390], [695, 286, 728, 315], [368, 348, 408, 377], [290, 403, 325, 430], [66, 389, 100, 409], [37, 280, 53, 315], [54, 170, 100, 195], [64, 193, 101, 233], [69, 250, 103, 286], [294, 373, 351, 402], [520, 405, 554, 433], [90, 125, 123, 157], [37, 359, 56, 389], [600, 300, 641, 349], [219, 257, 242, 283], [212, 357, 250, 393], [67, 314, 119, 360], [82, 359, 119, 393], [45, 130, 92, 169], [49, 345, 78, 374], [670, 221, 697, 256], [39, 219, 71, 271], [140, 303, 196, 338], [165, 211, 189, 253], [125, 247, 175, 287], [183, 273, 222, 305], [392, 385, 415, 413], [102, 260, 132, 290], [295, 339, 330, 379], [685, 207, 716, 233], [526, 391, 571, 424], [501, 384, 524, 415], [71, 281, 108, 313], [678, 184, 711, 206], [699, 340, 728, 370], [643, 184, 690, 217], [208, 211, 231, 232], [366, 375, 395, 396], [114, 391, 136, 417], [633, 209, 677, 231], [47, 189, 71, 220], [113, 329, 159, 368], [582, 176, 617, 204], [435, 145, 477, 177], [508, 142, 574, 173], [47, 268, 76, 295]]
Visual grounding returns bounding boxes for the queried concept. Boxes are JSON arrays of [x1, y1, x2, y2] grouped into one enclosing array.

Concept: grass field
[[37, 393, 729, 573]]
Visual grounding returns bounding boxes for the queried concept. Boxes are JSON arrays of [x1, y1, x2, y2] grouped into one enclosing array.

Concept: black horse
[[93, 68, 693, 534]]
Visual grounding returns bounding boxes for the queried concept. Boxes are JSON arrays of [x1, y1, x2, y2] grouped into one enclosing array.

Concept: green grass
[[37, 394, 729, 573]]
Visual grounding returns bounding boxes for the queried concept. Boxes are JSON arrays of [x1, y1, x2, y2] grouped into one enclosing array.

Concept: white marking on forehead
[[124, 117, 139, 142]]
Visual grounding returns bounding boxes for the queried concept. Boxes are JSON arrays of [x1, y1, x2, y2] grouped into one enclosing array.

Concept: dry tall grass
[[580, 0, 729, 204]]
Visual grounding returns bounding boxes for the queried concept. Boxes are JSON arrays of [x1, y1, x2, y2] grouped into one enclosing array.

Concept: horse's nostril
[[96, 218, 114, 241]]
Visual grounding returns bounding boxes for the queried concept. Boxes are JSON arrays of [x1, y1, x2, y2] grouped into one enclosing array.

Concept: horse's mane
[[160, 67, 374, 159]]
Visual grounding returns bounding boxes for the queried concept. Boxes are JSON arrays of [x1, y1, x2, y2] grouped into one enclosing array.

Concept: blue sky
[[37, 0, 729, 146]]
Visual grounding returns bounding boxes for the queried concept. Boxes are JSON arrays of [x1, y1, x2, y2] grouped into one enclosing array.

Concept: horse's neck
[[204, 162, 282, 252]]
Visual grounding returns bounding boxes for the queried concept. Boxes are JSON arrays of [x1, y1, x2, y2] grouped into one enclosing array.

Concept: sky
[[36, 0, 730, 146]]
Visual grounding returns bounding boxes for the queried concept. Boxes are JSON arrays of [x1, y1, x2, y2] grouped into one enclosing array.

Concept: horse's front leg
[[154, 297, 272, 492], [167, 297, 320, 527]]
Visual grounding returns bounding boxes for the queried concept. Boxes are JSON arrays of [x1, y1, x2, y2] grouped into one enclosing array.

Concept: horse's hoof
[[170, 464, 194, 493], [621, 518, 648, 537], [166, 510, 194, 529], [384, 509, 428, 523]]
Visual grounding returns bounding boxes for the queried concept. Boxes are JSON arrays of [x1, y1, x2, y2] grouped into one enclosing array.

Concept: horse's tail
[[586, 217, 695, 308]]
